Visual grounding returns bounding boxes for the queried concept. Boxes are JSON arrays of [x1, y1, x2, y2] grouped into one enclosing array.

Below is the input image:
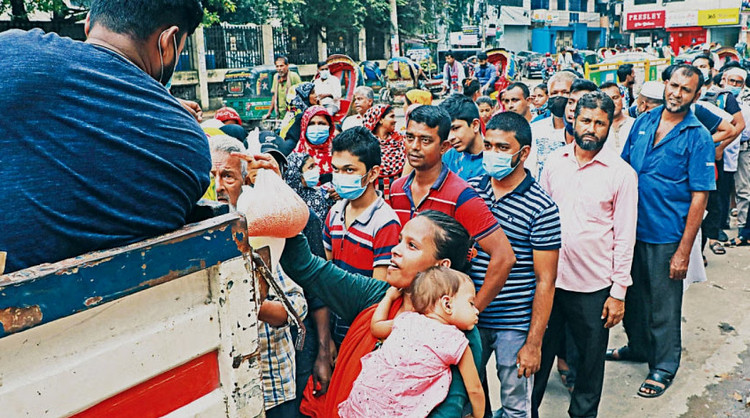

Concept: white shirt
[[528, 116, 566, 180], [314, 75, 342, 108], [341, 114, 364, 131], [605, 116, 635, 155], [724, 103, 750, 172]]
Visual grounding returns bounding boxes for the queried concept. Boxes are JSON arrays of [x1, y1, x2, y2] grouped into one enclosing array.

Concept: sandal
[[637, 370, 674, 398], [605, 345, 643, 362], [709, 241, 726, 255], [727, 236, 750, 247]]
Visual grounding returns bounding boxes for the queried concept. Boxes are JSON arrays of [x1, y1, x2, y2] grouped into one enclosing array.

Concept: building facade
[[530, 0, 605, 53], [622, 0, 742, 54]]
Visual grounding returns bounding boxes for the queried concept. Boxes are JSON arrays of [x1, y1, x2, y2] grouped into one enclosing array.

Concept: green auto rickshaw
[[223, 64, 300, 126]]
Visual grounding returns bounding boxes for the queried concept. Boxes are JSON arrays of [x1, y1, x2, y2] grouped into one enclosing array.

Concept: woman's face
[[387, 216, 442, 289], [379, 110, 397, 133], [309, 114, 329, 127], [308, 89, 319, 105], [300, 158, 317, 187]]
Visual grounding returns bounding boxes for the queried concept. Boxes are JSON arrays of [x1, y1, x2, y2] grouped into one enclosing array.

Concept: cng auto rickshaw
[[384, 57, 421, 104], [322, 54, 364, 124], [223, 64, 300, 128]]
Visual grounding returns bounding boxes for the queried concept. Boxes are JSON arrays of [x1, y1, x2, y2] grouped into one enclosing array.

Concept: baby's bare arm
[[457, 347, 485, 418]]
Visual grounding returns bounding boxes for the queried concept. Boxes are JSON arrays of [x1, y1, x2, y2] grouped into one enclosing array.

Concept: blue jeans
[[479, 328, 533, 418]]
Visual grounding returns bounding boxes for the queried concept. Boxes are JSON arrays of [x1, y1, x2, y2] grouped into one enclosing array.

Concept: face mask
[[548, 96, 567, 118], [332, 172, 368, 200], [306, 125, 329, 145], [158, 32, 179, 87], [700, 68, 711, 82], [482, 149, 522, 181], [727, 85, 742, 97], [302, 169, 320, 187], [320, 70, 330, 80]]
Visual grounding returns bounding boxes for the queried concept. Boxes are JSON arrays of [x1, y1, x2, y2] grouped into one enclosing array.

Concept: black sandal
[[710, 241, 726, 255], [605, 345, 641, 362], [637, 370, 674, 398], [727, 236, 750, 247]]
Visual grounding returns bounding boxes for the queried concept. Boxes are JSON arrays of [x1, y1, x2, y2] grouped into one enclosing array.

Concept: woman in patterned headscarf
[[363, 104, 405, 204], [283, 152, 333, 222], [295, 105, 335, 175], [281, 82, 319, 152]]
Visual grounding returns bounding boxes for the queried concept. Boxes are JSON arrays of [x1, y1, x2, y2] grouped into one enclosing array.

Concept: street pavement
[[486, 230, 750, 418]]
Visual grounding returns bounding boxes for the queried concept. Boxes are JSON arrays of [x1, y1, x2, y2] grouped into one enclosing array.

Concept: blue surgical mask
[[306, 125, 329, 145], [727, 85, 742, 97], [482, 150, 522, 181], [302, 168, 320, 187], [332, 172, 368, 200]]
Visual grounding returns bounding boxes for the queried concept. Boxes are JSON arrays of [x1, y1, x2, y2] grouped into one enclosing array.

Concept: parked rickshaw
[[360, 60, 386, 98], [384, 56, 421, 104], [486, 48, 517, 93], [223, 64, 300, 127], [324, 54, 364, 124], [716, 47, 741, 68]]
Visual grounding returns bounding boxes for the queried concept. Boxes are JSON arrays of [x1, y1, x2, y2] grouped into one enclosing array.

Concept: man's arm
[[670, 191, 709, 280], [486, 66, 498, 91], [312, 307, 334, 396], [474, 228, 515, 312], [516, 249, 558, 378], [266, 76, 278, 119]]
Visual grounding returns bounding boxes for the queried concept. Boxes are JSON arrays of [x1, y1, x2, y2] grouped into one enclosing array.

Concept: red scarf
[[295, 105, 334, 174], [300, 297, 404, 417]]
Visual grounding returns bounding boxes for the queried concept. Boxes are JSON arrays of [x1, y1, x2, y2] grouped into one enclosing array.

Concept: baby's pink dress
[[338, 311, 469, 418]]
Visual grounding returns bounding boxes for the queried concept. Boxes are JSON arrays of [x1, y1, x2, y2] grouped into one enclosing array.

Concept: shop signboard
[[698, 8, 740, 26], [531, 10, 560, 24], [625, 11, 665, 31], [666, 11, 698, 28]]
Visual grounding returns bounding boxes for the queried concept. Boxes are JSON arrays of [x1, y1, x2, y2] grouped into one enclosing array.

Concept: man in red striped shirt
[[390, 105, 516, 313]]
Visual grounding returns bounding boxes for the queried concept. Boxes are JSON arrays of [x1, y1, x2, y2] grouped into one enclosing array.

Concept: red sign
[[626, 11, 666, 31]]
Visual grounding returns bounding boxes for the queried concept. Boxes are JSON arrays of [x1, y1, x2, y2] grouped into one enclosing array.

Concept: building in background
[[530, 0, 605, 53]]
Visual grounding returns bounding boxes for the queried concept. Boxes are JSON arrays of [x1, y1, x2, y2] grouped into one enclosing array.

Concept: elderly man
[[209, 135, 308, 418], [341, 86, 374, 130], [0, 0, 211, 274]]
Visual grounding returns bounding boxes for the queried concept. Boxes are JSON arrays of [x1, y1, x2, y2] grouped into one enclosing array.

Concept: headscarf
[[288, 82, 315, 114], [363, 104, 405, 178], [295, 105, 334, 174], [405, 89, 433, 106], [283, 152, 331, 222]]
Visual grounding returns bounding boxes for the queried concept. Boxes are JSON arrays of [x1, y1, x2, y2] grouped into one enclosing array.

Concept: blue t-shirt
[[442, 148, 485, 181], [0, 29, 211, 273], [631, 103, 723, 134], [621, 106, 716, 244], [468, 172, 561, 331]]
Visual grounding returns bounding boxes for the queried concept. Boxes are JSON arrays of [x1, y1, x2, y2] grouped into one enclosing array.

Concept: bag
[[236, 169, 309, 238]]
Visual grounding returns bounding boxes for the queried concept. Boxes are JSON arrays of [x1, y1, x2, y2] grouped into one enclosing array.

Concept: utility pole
[[389, 0, 400, 57]]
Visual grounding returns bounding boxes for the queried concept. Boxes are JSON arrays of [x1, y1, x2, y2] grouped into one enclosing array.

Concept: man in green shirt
[[265, 55, 301, 120]]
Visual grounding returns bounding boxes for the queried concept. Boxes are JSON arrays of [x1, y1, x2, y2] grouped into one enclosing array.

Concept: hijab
[[295, 105, 334, 174], [289, 82, 315, 114], [363, 104, 405, 178], [283, 152, 331, 222]]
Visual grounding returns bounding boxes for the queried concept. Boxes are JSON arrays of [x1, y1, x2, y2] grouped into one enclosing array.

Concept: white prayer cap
[[639, 81, 665, 100], [724, 67, 748, 81]]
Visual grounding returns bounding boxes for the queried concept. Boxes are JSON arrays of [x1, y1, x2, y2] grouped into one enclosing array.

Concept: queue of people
[[2, 1, 749, 417]]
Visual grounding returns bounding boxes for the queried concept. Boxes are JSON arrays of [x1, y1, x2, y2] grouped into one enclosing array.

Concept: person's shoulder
[[527, 180, 557, 207], [373, 197, 400, 222]]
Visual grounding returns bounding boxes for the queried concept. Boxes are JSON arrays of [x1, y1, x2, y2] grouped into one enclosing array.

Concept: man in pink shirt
[[531, 91, 638, 418]]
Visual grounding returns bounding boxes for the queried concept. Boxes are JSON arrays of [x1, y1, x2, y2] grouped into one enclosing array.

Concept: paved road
[[485, 227, 750, 417]]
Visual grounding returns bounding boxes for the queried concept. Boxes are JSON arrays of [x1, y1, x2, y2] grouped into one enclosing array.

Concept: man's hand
[[516, 342, 541, 378], [669, 248, 690, 280], [312, 353, 333, 397], [262, 111, 272, 120], [327, 188, 341, 201], [601, 297, 625, 328], [178, 99, 203, 123], [231, 153, 281, 177]]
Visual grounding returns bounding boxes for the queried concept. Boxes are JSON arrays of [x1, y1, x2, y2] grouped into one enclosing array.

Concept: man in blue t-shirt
[[469, 112, 561, 418], [0, 0, 210, 273], [439, 94, 485, 180], [475, 52, 498, 95]]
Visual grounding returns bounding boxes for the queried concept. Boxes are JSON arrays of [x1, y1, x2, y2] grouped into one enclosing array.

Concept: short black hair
[[570, 79, 598, 94], [476, 96, 495, 107], [671, 64, 705, 92], [574, 91, 615, 124], [318, 60, 328, 68], [415, 210, 472, 274], [534, 83, 548, 94], [439, 93, 480, 126], [89, 0, 203, 41], [463, 78, 481, 98], [446, 51, 454, 58], [274, 55, 289, 65], [506, 82, 530, 98], [331, 126, 382, 171], [662, 64, 676, 82], [617, 64, 634, 82], [408, 105, 452, 143], [693, 54, 714, 70], [485, 112, 532, 148], [599, 81, 619, 91]]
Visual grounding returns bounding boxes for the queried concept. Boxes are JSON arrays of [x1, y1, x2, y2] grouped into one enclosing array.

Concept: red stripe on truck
[[72, 351, 220, 418]]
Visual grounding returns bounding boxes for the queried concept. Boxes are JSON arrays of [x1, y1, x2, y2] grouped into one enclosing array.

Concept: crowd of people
[[2, 1, 750, 418]]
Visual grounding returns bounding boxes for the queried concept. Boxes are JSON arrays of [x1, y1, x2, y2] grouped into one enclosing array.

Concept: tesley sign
[[626, 11, 666, 31]]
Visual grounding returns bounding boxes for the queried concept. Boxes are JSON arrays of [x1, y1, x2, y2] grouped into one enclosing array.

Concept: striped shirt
[[390, 164, 500, 241], [323, 196, 401, 344], [468, 171, 561, 331], [259, 266, 308, 410]]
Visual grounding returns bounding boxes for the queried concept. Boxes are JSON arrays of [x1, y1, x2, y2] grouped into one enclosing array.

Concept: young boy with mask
[[323, 126, 402, 346]]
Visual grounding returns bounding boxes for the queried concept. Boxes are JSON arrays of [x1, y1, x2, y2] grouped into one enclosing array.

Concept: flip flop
[[727, 236, 750, 247], [710, 241, 726, 255], [638, 370, 674, 398]]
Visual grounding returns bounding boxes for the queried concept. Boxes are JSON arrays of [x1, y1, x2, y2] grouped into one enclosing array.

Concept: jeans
[[479, 328, 533, 418]]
